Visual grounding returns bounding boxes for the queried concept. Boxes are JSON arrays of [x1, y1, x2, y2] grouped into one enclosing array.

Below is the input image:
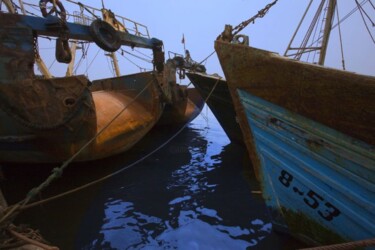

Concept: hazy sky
[[29, 0, 375, 79]]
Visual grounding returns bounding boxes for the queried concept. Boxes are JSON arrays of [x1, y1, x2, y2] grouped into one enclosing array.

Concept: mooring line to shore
[[22, 74, 221, 211], [0, 79, 153, 226], [1, 73, 221, 222], [0, 54, 221, 249]]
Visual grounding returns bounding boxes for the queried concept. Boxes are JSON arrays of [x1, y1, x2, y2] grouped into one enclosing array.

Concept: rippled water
[[1, 109, 304, 249]]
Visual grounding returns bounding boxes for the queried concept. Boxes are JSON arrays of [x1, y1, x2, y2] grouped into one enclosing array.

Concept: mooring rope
[[12, 74, 221, 212], [299, 237, 375, 250], [0, 79, 153, 227], [8, 226, 59, 250]]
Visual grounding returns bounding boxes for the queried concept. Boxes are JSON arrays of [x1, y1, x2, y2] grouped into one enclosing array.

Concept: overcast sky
[[31, 0, 375, 79]]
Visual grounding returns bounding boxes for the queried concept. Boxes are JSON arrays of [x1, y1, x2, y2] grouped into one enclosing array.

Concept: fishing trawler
[[0, 0, 203, 163], [215, 0, 375, 247], [186, 72, 244, 145]]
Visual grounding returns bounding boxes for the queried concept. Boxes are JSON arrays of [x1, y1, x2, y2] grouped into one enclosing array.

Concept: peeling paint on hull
[[215, 40, 375, 246], [238, 90, 375, 245]]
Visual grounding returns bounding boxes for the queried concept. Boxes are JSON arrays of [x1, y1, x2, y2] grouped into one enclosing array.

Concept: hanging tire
[[89, 19, 121, 52]]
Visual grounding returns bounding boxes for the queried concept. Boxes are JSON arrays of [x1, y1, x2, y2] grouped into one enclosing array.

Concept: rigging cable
[[296, 0, 325, 61], [302, 0, 369, 56], [356, 0, 375, 26], [73, 42, 90, 75], [331, 0, 368, 29], [84, 47, 101, 75], [104, 53, 115, 76], [133, 48, 153, 60], [370, 0, 375, 10], [121, 49, 153, 63], [356, 0, 375, 44], [117, 50, 151, 72], [336, 2, 346, 70]]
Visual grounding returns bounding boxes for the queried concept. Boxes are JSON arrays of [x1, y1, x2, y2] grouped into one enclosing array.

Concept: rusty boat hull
[[0, 72, 163, 163], [0, 11, 204, 163], [215, 40, 375, 246], [156, 87, 204, 127], [186, 72, 244, 145]]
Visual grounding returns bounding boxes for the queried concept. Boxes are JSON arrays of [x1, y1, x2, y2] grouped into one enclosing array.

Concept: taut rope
[[0, 79, 154, 227]]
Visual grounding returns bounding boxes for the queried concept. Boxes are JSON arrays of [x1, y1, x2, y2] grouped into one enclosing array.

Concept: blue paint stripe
[[237, 89, 375, 242]]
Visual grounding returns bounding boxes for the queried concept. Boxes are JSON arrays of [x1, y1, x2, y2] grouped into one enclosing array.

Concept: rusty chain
[[33, 34, 41, 59], [232, 0, 279, 37]]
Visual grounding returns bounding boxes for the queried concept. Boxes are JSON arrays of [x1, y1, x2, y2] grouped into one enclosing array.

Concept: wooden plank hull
[[186, 72, 244, 145], [215, 40, 375, 245], [238, 90, 374, 245]]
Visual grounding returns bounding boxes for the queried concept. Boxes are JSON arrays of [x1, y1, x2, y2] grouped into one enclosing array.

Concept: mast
[[318, 0, 336, 65], [284, 0, 313, 57], [284, 0, 338, 65]]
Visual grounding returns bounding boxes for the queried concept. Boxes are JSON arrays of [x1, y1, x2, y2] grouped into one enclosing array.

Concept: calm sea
[[1, 107, 305, 249]]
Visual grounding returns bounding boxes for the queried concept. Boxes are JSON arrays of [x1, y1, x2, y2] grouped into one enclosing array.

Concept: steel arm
[[10, 13, 163, 49]]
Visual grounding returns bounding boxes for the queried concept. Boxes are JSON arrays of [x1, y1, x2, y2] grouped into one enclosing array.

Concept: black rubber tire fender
[[89, 19, 121, 52]]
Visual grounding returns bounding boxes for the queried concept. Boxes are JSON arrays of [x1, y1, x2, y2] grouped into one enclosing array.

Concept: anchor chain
[[218, 0, 279, 42], [33, 34, 41, 60], [232, 0, 279, 37]]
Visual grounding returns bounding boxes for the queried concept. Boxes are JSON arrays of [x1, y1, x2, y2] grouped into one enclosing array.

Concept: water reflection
[[0, 115, 302, 249], [77, 121, 276, 249]]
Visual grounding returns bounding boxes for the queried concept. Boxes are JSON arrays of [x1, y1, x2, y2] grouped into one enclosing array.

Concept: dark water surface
[[1, 111, 304, 249]]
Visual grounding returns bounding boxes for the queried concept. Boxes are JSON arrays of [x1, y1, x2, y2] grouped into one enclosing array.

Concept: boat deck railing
[[1, 0, 150, 39]]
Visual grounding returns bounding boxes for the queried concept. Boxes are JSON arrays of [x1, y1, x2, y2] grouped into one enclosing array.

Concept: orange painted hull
[[0, 72, 163, 163]]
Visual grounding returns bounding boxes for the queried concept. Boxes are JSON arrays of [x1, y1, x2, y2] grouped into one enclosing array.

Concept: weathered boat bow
[[214, 0, 375, 247]]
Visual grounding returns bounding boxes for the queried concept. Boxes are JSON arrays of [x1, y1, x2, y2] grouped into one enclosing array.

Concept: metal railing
[[0, 0, 150, 38]]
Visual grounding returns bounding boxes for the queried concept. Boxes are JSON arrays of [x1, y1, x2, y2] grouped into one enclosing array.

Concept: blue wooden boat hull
[[237, 89, 375, 245]]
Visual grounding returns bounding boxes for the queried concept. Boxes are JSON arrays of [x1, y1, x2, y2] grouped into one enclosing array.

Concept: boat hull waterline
[[186, 72, 244, 145], [239, 90, 374, 245], [215, 39, 375, 245], [0, 72, 163, 163]]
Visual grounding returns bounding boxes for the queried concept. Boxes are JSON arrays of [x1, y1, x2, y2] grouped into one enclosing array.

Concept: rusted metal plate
[[0, 73, 163, 163]]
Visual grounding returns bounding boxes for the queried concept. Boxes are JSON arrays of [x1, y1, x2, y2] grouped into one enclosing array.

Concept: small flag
[[181, 34, 185, 44]]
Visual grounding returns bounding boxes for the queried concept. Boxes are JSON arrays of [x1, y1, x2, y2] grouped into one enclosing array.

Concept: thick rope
[[16, 75, 221, 211], [0, 79, 153, 226], [8, 227, 59, 250], [299, 237, 375, 250]]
